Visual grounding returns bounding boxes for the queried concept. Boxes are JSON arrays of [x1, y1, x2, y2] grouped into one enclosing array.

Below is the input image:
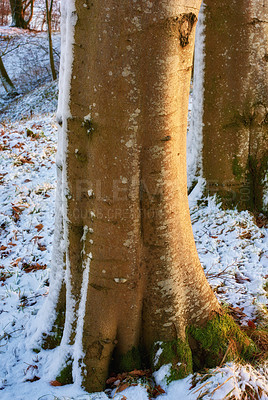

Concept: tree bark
[[0, 55, 18, 96], [33, 0, 254, 393], [202, 0, 268, 214], [9, 0, 34, 29], [45, 0, 57, 81]]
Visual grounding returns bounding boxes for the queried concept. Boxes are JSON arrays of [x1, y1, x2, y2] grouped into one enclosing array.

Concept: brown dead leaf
[[38, 244, 46, 251], [50, 380, 62, 386], [7, 242, 16, 247], [12, 143, 24, 149], [106, 376, 118, 385], [129, 369, 148, 377], [11, 258, 21, 266], [35, 224, 43, 232], [31, 235, 43, 242], [25, 376, 40, 382], [152, 384, 166, 397], [239, 231, 252, 240], [0, 245, 7, 251], [22, 262, 47, 273], [117, 382, 130, 392]]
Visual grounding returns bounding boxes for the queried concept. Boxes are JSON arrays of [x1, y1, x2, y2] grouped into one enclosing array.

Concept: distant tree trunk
[[202, 0, 268, 214], [0, 55, 18, 96], [9, 0, 34, 29], [45, 0, 56, 80], [0, 0, 10, 26], [30, 0, 255, 393]]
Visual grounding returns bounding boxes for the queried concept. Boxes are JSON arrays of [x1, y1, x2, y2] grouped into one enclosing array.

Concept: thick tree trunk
[[202, 0, 268, 213], [31, 0, 257, 393], [9, 0, 34, 29]]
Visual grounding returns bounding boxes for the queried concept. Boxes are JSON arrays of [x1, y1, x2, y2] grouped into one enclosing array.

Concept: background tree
[[0, 0, 11, 26], [45, 0, 56, 80], [9, 0, 34, 28], [201, 0, 268, 214], [31, 0, 256, 393], [0, 55, 18, 96]]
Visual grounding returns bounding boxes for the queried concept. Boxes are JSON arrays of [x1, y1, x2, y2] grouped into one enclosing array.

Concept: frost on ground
[[0, 27, 60, 114], [0, 28, 267, 400]]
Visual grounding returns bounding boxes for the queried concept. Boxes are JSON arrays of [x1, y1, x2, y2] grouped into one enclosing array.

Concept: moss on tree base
[[41, 309, 65, 350], [56, 358, 74, 385], [149, 313, 257, 384], [152, 339, 193, 383], [117, 347, 142, 372], [188, 313, 257, 370]]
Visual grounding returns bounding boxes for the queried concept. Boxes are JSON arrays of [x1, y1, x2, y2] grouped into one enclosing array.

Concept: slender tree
[[201, 0, 268, 213], [9, 0, 34, 29], [0, 55, 18, 96], [45, 0, 57, 80], [31, 0, 255, 393]]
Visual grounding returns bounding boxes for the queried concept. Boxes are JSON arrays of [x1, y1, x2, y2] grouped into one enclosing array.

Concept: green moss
[[75, 151, 88, 163], [56, 358, 73, 385], [189, 313, 257, 370], [152, 339, 192, 383], [118, 347, 141, 372], [82, 119, 97, 138], [232, 156, 244, 181], [32, 348, 40, 354], [41, 309, 65, 350]]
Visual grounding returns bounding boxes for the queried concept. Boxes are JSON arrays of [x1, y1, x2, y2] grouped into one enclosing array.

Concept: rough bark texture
[[202, 0, 268, 214], [44, 0, 227, 392], [9, 0, 34, 29]]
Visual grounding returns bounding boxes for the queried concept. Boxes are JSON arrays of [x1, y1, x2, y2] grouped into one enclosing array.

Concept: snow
[[187, 3, 206, 190], [0, 12, 267, 400]]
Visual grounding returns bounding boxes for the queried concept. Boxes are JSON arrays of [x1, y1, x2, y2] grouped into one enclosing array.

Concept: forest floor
[[0, 27, 267, 400]]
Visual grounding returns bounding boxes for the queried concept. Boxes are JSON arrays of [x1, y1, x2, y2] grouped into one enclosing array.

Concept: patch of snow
[[187, 3, 206, 189]]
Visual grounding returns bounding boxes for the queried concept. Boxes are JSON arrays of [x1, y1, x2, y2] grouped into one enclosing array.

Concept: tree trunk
[[202, 0, 268, 214], [31, 0, 255, 393], [9, 0, 34, 29], [45, 0, 57, 81], [0, 55, 18, 96]]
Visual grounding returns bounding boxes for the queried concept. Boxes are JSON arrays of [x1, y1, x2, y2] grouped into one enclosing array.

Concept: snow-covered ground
[[0, 28, 267, 400]]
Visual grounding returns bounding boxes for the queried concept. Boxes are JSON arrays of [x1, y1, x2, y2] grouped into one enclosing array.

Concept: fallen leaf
[[31, 235, 43, 242], [0, 246, 7, 251], [129, 369, 148, 377], [248, 320, 256, 329], [106, 376, 118, 385], [25, 376, 40, 382], [38, 244, 46, 251], [117, 383, 129, 392], [50, 380, 62, 386], [22, 263, 47, 273], [7, 242, 16, 246], [11, 258, 21, 266], [35, 224, 44, 232], [152, 384, 166, 397]]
